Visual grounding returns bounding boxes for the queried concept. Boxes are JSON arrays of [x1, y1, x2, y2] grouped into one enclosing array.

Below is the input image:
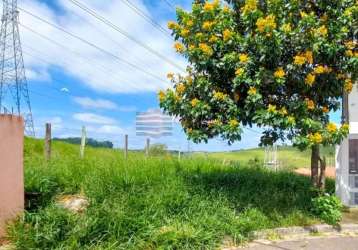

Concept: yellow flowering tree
[[160, 0, 357, 188]]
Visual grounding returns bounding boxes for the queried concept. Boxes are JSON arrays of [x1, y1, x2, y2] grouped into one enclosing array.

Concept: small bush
[[149, 143, 168, 156], [311, 194, 343, 225]]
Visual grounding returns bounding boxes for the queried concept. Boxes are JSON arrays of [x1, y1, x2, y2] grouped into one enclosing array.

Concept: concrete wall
[[0, 115, 24, 237]]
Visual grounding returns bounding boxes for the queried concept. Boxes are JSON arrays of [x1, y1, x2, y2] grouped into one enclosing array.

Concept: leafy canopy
[[160, 0, 357, 149]]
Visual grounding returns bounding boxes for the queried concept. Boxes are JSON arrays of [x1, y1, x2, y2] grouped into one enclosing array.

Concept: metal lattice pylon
[[0, 0, 34, 136], [264, 144, 279, 170]]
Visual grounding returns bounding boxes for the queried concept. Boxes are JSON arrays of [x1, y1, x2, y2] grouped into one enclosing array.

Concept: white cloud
[[26, 68, 51, 81], [87, 125, 124, 135], [20, 0, 186, 93], [73, 97, 118, 110], [73, 113, 117, 124]]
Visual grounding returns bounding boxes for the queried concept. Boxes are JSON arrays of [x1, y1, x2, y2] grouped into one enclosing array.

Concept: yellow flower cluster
[[274, 67, 285, 78], [314, 65, 325, 74], [174, 42, 185, 53], [268, 104, 277, 113], [186, 76, 193, 85], [346, 50, 354, 57], [208, 119, 221, 127], [209, 35, 219, 43], [314, 65, 333, 75], [300, 11, 308, 18], [305, 73, 316, 86], [229, 119, 239, 128], [176, 83, 186, 95], [199, 43, 213, 56], [305, 99, 315, 110], [204, 0, 220, 12], [191, 98, 199, 107], [336, 73, 346, 80], [281, 23, 292, 33], [315, 25, 328, 37], [342, 123, 349, 132], [279, 107, 288, 116], [180, 28, 190, 37], [344, 79, 353, 93], [248, 87, 257, 95], [345, 40, 357, 50], [256, 15, 277, 33], [167, 21, 179, 30], [188, 44, 195, 50], [196, 32, 204, 40], [167, 72, 174, 80], [185, 19, 194, 28], [305, 51, 314, 64], [202, 21, 214, 31], [287, 116, 295, 125], [308, 132, 323, 144], [294, 55, 306, 65], [294, 51, 313, 65], [213, 91, 227, 100], [326, 122, 337, 133], [235, 68, 244, 76], [241, 0, 257, 15], [223, 6, 231, 13], [223, 29, 233, 42], [158, 90, 166, 102], [322, 106, 329, 113], [239, 53, 249, 63]]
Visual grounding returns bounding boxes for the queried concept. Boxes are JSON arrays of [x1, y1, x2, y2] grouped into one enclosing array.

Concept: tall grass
[[7, 138, 333, 249]]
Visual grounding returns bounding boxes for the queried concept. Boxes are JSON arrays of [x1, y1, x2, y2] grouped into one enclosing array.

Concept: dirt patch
[[0, 239, 9, 246], [294, 167, 336, 179], [57, 195, 89, 213]]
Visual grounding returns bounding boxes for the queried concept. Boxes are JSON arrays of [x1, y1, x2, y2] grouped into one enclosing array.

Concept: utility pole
[[0, 0, 35, 136], [124, 134, 128, 159], [44, 123, 51, 161], [80, 126, 86, 158], [145, 138, 150, 156]]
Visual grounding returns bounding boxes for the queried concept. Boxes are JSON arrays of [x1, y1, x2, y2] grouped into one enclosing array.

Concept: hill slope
[[7, 138, 331, 249]]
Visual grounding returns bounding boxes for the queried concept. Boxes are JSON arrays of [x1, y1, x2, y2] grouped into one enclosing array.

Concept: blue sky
[[14, 0, 341, 152]]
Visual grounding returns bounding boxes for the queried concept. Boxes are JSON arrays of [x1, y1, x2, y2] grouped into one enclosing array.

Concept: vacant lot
[[6, 138, 335, 249], [206, 146, 335, 170]]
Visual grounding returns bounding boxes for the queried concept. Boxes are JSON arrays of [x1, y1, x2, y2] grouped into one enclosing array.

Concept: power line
[[22, 45, 153, 106], [57, 6, 156, 73], [18, 8, 168, 84], [66, 0, 185, 72], [120, 0, 171, 38], [162, 0, 176, 10], [22, 41, 142, 92]]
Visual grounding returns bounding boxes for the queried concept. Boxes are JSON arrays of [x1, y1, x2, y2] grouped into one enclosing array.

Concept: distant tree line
[[53, 137, 113, 149]]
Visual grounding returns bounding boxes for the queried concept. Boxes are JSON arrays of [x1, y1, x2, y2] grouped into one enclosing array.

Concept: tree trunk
[[319, 157, 327, 190], [311, 145, 320, 188]]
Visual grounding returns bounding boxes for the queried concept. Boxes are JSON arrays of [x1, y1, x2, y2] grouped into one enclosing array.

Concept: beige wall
[[0, 115, 24, 237]]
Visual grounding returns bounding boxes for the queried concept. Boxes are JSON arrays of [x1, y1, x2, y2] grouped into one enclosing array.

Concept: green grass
[[7, 138, 334, 249], [205, 146, 335, 170]]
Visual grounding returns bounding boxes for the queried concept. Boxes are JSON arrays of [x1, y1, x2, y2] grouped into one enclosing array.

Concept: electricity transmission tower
[[264, 144, 279, 171], [0, 0, 35, 136]]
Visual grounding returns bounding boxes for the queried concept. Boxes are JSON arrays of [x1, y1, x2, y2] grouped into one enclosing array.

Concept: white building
[[336, 83, 358, 207]]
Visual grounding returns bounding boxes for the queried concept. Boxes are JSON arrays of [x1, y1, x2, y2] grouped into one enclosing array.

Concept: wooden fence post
[[44, 123, 51, 161], [145, 138, 150, 156], [80, 126, 86, 158], [124, 134, 128, 159]]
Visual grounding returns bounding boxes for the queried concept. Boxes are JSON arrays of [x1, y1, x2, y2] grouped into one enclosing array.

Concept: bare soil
[[294, 167, 336, 179]]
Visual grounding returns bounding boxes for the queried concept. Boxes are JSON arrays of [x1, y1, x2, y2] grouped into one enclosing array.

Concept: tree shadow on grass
[[181, 164, 334, 216]]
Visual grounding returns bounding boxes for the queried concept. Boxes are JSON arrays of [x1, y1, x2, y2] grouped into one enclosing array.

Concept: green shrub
[[148, 143, 168, 156], [311, 194, 343, 225]]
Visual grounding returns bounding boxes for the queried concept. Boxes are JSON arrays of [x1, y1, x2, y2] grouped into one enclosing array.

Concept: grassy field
[[6, 138, 335, 249], [205, 146, 335, 170]]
